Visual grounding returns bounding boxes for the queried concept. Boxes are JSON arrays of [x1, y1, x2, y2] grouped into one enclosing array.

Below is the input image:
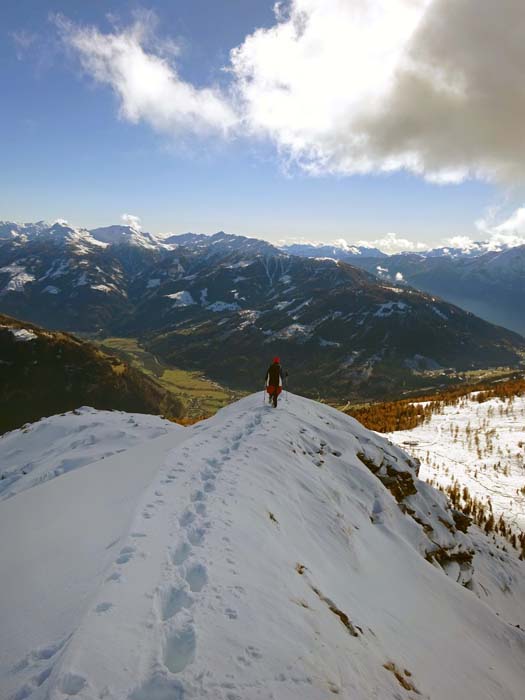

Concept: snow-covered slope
[[1, 394, 524, 700], [0, 407, 182, 501], [387, 394, 525, 532]]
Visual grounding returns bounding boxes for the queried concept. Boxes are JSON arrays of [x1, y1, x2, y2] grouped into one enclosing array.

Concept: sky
[[2, 0, 525, 252]]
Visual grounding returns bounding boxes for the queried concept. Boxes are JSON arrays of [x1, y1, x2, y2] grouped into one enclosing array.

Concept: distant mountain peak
[[89, 224, 160, 250]]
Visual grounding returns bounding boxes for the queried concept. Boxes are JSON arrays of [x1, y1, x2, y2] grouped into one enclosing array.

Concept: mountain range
[[1, 220, 524, 402], [280, 239, 525, 336]]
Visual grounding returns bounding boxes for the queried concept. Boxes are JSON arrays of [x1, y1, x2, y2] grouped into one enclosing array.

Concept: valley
[[283, 241, 525, 336], [1, 221, 523, 407], [94, 336, 243, 419]]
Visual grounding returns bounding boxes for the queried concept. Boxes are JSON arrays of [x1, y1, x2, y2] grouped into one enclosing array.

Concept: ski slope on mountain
[[1, 394, 524, 700], [387, 394, 525, 531]]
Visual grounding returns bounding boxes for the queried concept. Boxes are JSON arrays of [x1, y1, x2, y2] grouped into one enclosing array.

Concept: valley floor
[[94, 337, 241, 418]]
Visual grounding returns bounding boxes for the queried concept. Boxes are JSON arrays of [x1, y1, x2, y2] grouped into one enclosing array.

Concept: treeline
[[431, 478, 525, 560], [347, 377, 525, 433]]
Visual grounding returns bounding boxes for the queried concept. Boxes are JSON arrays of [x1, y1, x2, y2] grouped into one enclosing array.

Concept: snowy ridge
[[0, 407, 181, 502], [1, 394, 525, 700]]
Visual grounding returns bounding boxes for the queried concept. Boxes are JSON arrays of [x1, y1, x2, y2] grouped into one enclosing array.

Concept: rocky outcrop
[[356, 449, 475, 586]]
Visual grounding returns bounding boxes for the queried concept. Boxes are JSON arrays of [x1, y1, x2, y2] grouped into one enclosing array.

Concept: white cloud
[[444, 236, 479, 252], [475, 206, 525, 249], [356, 232, 428, 255], [230, 0, 525, 183], [56, 14, 237, 138], [121, 213, 142, 231], [56, 2, 525, 185]]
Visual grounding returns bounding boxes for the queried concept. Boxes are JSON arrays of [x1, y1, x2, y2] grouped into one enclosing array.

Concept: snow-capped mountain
[[424, 240, 521, 258], [1, 393, 524, 699], [280, 240, 386, 260], [348, 246, 525, 336], [0, 220, 108, 248], [162, 231, 279, 257], [89, 224, 164, 250], [281, 238, 521, 261], [125, 250, 524, 401], [1, 221, 524, 400], [281, 238, 525, 335]]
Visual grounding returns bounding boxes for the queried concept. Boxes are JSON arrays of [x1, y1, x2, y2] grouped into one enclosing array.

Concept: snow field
[[0, 407, 181, 501], [1, 394, 524, 699], [387, 395, 525, 531]]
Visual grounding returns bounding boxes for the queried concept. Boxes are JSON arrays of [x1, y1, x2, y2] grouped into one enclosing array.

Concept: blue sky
[[1, 1, 523, 251]]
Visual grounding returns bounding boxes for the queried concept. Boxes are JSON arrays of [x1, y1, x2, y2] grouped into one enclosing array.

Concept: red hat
[[273, 356, 280, 363]]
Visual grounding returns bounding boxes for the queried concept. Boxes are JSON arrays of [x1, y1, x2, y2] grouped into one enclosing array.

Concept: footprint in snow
[[191, 489, 206, 502], [129, 674, 185, 700], [158, 583, 193, 621], [225, 608, 238, 620], [185, 562, 208, 592], [201, 469, 216, 484], [164, 626, 196, 674], [58, 672, 88, 696], [116, 545, 135, 565], [171, 541, 192, 566], [179, 509, 195, 528], [187, 526, 206, 546], [95, 602, 113, 613], [12, 637, 68, 674]]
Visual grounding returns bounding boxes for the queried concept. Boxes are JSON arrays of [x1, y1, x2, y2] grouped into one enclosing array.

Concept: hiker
[[265, 356, 284, 407]]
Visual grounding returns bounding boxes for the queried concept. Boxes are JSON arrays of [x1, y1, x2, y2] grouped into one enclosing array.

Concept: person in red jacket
[[265, 356, 284, 407]]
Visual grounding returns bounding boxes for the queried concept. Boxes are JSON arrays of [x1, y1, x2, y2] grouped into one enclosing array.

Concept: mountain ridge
[[1, 393, 524, 699], [1, 220, 523, 402], [0, 313, 184, 433]]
